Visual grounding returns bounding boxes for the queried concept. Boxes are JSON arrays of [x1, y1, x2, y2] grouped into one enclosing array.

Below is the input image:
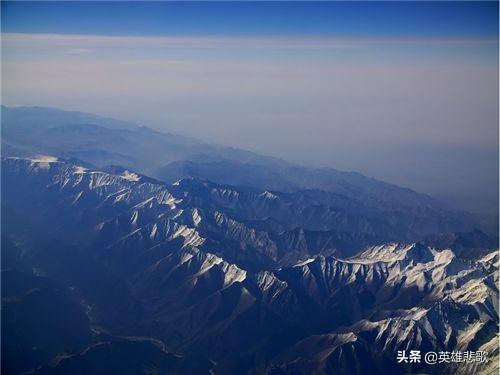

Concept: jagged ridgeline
[[1, 156, 498, 374]]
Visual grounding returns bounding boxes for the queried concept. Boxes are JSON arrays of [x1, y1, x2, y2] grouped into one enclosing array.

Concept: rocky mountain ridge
[[2, 156, 498, 374]]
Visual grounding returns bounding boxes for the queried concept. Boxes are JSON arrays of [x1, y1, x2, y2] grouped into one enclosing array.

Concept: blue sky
[[2, 1, 498, 39], [1, 1, 499, 214]]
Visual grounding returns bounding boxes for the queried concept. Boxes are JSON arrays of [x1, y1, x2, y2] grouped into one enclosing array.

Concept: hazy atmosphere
[[2, 3, 499, 374], [2, 1, 498, 214]]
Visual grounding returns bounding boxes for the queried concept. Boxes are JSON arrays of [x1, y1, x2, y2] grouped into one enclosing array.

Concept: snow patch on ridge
[[192, 209, 202, 226], [121, 170, 140, 182], [31, 155, 59, 163], [259, 191, 278, 200], [26, 155, 59, 170], [293, 258, 315, 267]]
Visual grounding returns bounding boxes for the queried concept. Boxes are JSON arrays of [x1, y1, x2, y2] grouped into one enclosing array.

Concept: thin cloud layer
[[3, 33, 497, 53]]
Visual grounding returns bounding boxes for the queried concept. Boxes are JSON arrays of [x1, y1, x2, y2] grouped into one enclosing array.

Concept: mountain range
[[1, 106, 498, 374]]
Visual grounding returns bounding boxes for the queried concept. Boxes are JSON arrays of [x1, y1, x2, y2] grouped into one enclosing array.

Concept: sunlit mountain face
[[1, 106, 498, 374]]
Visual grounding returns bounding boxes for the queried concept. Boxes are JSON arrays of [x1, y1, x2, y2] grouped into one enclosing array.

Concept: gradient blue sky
[[1, 1, 499, 213], [2, 2, 498, 38]]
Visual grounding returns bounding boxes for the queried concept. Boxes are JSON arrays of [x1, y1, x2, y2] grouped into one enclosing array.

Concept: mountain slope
[[1, 156, 481, 266], [1, 156, 497, 374], [1, 105, 285, 176], [4, 105, 492, 239]]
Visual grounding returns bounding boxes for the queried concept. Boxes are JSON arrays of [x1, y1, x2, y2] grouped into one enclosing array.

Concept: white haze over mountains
[[2, 33, 498, 214]]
